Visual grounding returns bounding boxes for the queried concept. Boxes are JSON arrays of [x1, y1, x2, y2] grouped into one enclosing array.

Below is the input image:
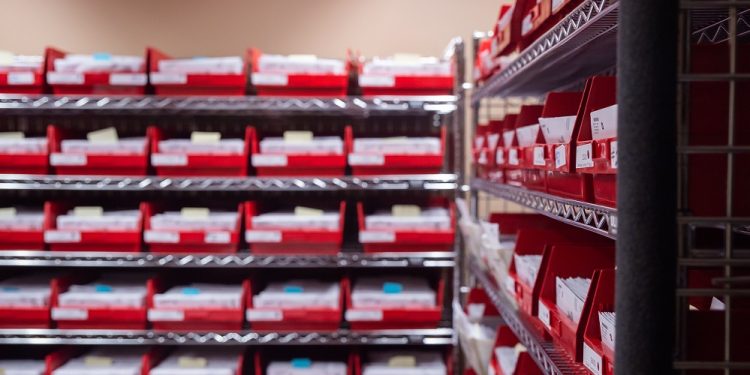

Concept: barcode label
[[575, 143, 594, 168], [44, 230, 81, 243], [51, 153, 87, 166]]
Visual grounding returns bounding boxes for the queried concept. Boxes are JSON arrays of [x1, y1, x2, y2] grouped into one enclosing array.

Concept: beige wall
[[0, 0, 499, 58]]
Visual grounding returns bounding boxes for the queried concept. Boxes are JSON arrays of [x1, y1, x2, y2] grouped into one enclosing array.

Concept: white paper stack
[[259, 136, 343, 155], [54, 54, 144, 73], [513, 254, 543, 287], [258, 54, 346, 75], [60, 137, 146, 155], [58, 275, 148, 308], [150, 348, 243, 375], [267, 360, 347, 375], [0, 207, 44, 231], [352, 137, 440, 155], [154, 283, 243, 309], [599, 311, 616, 351], [0, 359, 46, 375], [150, 210, 237, 231], [363, 57, 451, 77], [253, 210, 339, 231], [556, 277, 592, 324], [254, 280, 339, 309], [157, 139, 244, 155], [52, 348, 146, 375], [351, 277, 435, 308], [0, 53, 43, 71], [0, 275, 52, 307], [495, 344, 527, 375], [365, 207, 450, 231], [57, 209, 141, 231], [0, 135, 47, 154], [362, 352, 446, 375], [158, 56, 244, 75]]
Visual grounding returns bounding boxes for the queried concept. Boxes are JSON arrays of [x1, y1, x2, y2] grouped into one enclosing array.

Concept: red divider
[[43, 348, 79, 375], [148, 47, 247, 96], [141, 348, 168, 375], [44, 201, 144, 252], [348, 126, 446, 176], [251, 126, 349, 177], [45, 47, 147, 95], [250, 48, 350, 97], [144, 202, 242, 254], [582, 269, 615, 375]]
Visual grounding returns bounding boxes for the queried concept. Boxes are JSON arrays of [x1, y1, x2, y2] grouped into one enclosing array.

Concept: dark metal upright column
[[616, 0, 678, 374]]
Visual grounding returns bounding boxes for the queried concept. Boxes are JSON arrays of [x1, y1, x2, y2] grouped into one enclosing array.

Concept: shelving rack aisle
[[461, 0, 748, 374], [0, 41, 466, 368]]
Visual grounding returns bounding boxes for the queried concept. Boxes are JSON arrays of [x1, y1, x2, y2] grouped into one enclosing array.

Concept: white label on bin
[[51, 153, 87, 166], [148, 309, 185, 321], [552, 0, 566, 12], [47, 72, 85, 85], [245, 230, 282, 243], [575, 143, 594, 169], [487, 133, 500, 149], [508, 149, 519, 165], [109, 73, 147, 86], [252, 73, 288, 86], [533, 146, 545, 166], [554, 144, 567, 169], [44, 230, 81, 243], [151, 154, 188, 166], [583, 343, 603, 375], [610, 141, 618, 169], [348, 154, 385, 166], [359, 75, 396, 87], [346, 309, 383, 321], [205, 231, 231, 244], [496, 150, 505, 165], [252, 154, 288, 167], [538, 302, 551, 330], [150, 72, 187, 84], [522, 14, 534, 35], [8, 72, 35, 85], [591, 104, 618, 141], [359, 231, 395, 243], [144, 230, 180, 243], [246, 309, 283, 321], [52, 308, 88, 320]]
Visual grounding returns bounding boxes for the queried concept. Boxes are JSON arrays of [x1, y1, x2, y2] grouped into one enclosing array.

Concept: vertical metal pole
[[616, 0, 678, 374]]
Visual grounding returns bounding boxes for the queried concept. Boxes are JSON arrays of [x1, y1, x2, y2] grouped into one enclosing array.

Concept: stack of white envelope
[[150, 210, 237, 231], [259, 136, 343, 155], [157, 138, 245, 155], [0, 359, 46, 375], [154, 283, 244, 309], [365, 207, 450, 231], [57, 208, 141, 232], [52, 348, 146, 375], [0, 275, 51, 307], [513, 254, 543, 287], [267, 359, 347, 375], [258, 54, 346, 75], [60, 137, 146, 155], [150, 348, 243, 375], [352, 137, 440, 155], [351, 277, 435, 308], [158, 56, 244, 75], [556, 276, 592, 324], [253, 210, 340, 231], [254, 280, 340, 309], [58, 275, 148, 308], [54, 54, 144, 73], [0, 53, 43, 71], [362, 352, 446, 375], [362, 56, 451, 77], [0, 207, 44, 231]]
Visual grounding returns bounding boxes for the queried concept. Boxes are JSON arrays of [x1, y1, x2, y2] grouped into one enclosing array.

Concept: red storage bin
[[150, 126, 251, 177], [51, 275, 154, 329], [357, 198, 455, 253], [346, 275, 445, 330], [519, 0, 553, 49], [148, 279, 249, 331], [582, 269, 615, 375], [0, 54, 45, 94], [48, 348, 164, 375], [493, 4, 523, 59], [475, 38, 500, 84], [246, 278, 345, 332], [0, 126, 51, 175], [251, 49, 350, 97], [49, 126, 150, 176], [474, 123, 490, 179], [536, 245, 615, 362], [254, 351, 354, 375], [0, 204, 47, 251], [149, 47, 248, 96], [493, 114, 519, 185], [251, 127, 349, 177], [45, 47, 147, 95], [144, 202, 242, 254], [574, 76, 617, 206], [358, 58, 453, 96], [489, 326, 543, 375], [44, 201, 144, 252], [0, 275, 59, 328], [354, 350, 453, 375], [348, 126, 445, 176], [514, 105, 546, 191], [245, 201, 345, 255]]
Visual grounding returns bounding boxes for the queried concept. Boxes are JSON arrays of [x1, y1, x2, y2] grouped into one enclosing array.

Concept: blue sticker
[[383, 282, 403, 294], [291, 358, 312, 368], [182, 287, 201, 295], [283, 285, 304, 293], [1, 286, 20, 292], [93, 52, 112, 61], [94, 284, 113, 293]]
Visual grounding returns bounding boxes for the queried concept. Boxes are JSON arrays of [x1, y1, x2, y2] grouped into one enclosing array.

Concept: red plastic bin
[[44, 201, 144, 253], [0, 126, 51, 175], [255, 351, 354, 375], [49, 126, 150, 176], [144, 202, 242, 254], [251, 127, 349, 177], [251, 49, 350, 97], [149, 47, 248, 96], [493, 114, 519, 185], [358, 60, 453, 96], [0, 55, 45, 94], [514, 105, 546, 191], [493, 4, 523, 59], [0, 275, 60, 328], [0, 203, 47, 251], [246, 278, 345, 332], [490, 326, 543, 375], [149, 126, 251, 177], [45, 47, 147, 95], [348, 126, 445, 176], [357, 198, 455, 253], [354, 350, 453, 375], [519, 0, 553, 49], [582, 269, 615, 375]]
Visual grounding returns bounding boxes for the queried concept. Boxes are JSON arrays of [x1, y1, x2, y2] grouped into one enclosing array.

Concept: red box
[[0, 54, 45, 94], [144, 202, 242, 254], [148, 279, 249, 331], [514, 105, 546, 191], [489, 326, 543, 375], [251, 49, 350, 97], [0, 275, 59, 328], [582, 269, 615, 375], [346, 275, 445, 330], [0, 125, 51, 175], [149, 126, 251, 177], [48, 126, 150, 176], [44, 201, 144, 253], [45, 47, 147, 95], [519, 0, 553, 49], [149, 47, 248, 96], [536, 244, 615, 362], [51, 275, 154, 329], [251, 127, 348, 177], [574, 76, 617, 206], [0, 204, 47, 251], [493, 4, 524, 59], [255, 351, 354, 375], [355, 351, 453, 375], [246, 278, 345, 332], [357, 198, 455, 253], [348, 126, 445, 176], [245, 201, 345, 255], [358, 59, 453, 96], [475, 38, 500, 84], [48, 348, 166, 375]]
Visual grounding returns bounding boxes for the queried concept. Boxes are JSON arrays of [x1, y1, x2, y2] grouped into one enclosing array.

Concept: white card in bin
[[51, 153, 87, 166], [359, 75, 396, 87], [539, 115, 577, 143], [47, 72, 85, 85], [508, 149, 519, 165], [252, 73, 289, 86], [150, 72, 187, 84], [502, 130, 515, 148], [538, 302, 552, 330], [590, 104, 618, 140], [346, 309, 383, 321], [576, 143, 594, 169], [246, 309, 283, 321], [144, 230, 180, 243], [555, 144, 567, 168], [151, 154, 188, 166], [44, 230, 81, 243], [205, 231, 231, 244], [610, 141, 618, 168], [359, 231, 395, 243], [348, 154, 385, 166], [148, 309, 185, 321], [109, 73, 147, 86], [51, 307, 88, 320], [533, 146, 545, 166], [252, 154, 288, 167], [8, 71, 35, 85], [487, 133, 500, 149], [245, 230, 282, 243], [583, 343, 603, 375]]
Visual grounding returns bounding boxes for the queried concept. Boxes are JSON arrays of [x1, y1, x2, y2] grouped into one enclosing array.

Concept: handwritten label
[[575, 143, 594, 169], [47, 72, 84, 85], [554, 144, 567, 168], [109, 73, 147, 86], [583, 343, 603, 375]]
